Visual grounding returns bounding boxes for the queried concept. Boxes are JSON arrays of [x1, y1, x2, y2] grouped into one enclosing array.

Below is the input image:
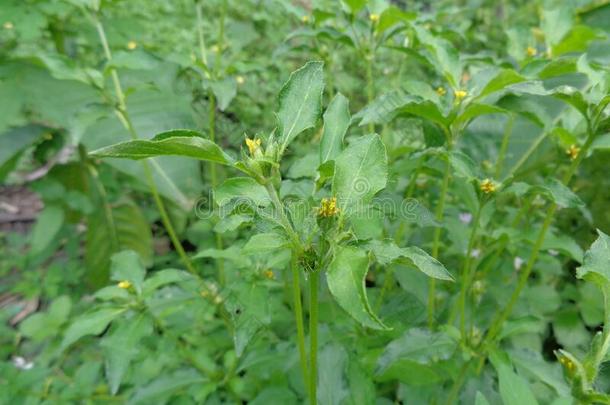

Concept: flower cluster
[[245, 137, 262, 156], [454, 89, 467, 101], [479, 178, 496, 194], [318, 197, 339, 218], [566, 144, 580, 160]]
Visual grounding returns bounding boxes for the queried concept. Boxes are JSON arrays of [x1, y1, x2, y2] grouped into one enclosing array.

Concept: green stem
[[450, 203, 482, 335], [94, 17, 201, 279], [495, 114, 514, 178], [309, 270, 319, 405], [291, 254, 309, 389], [428, 142, 453, 329], [483, 128, 596, 345]]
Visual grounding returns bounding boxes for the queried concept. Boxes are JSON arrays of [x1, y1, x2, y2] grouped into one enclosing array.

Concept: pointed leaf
[[576, 230, 610, 291], [277, 61, 325, 151], [320, 93, 350, 163], [326, 246, 389, 330]]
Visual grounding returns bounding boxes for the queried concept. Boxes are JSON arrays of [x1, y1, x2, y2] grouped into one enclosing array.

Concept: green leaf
[[475, 69, 526, 100], [342, 0, 367, 13], [320, 93, 350, 163], [317, 344, 349, 405], [332, 134, 388, 213], [129, 369, 206, 404], [210, 77, 237, 111], [86, 200, 153, 288], [413, 25, 461, 88], [376, 328, 456, 375], [277, 61, 325, 152], [454, 103, 507, 127], [194, 245, 252, 268], [242, 233, 289, 255], [491, 353, 539, 405], [475, 392, 491, 405], [214, 177, 270, 207], [29, 205, 64, 255], [576, 230, 610, 291], [61, 307, 126, 350], [20, 296, 71, 342], [448, 151, 481, 180], [541, 178, 585, 208], [109, 250, 146, 295], [365, 240, 454, 281], [101, 315, 153, 395], [142, 269, 195, 296], [90, 130, 234, 165], [326, 246, 389, 330]]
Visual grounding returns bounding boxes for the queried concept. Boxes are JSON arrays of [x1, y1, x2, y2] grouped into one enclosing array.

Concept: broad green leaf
[[491, 353, 539, 405], [376, 328, 456, 375], [242, 233, 289, 255], [317, 344, 349, 405], [342, 0, 367, 13], [541, 178, 584, 208], [29, 205, 64, 255], [86, 200, 153, 288], [332, 134, 387, 212], [320, 93, 350, 163], [20, 296, 71, 342], [210, 77, 237, 111], [214, 177, 270, 207], [475, 392, 491, 405], [90, 130, 234, 165], [129, 369, 206, 404], [101, 315, 153, 395], [61, 307, 126, 349], [277, 61, 324, 152], [326, 246, 388, 330], [576, 230, 610, 291], [194, 246, 252, 268], [448, 151, 481, 180], [541, 3, 573, 47], [142, 269, 195, 296], [109, 250, 146, 295], [365, 240, 454, 281], [413, 25, 461, 88], [455, 103, 507, 127], [475, 69, 526, 100]]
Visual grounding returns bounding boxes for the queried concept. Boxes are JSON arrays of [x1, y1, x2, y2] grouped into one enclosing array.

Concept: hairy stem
[[495, 114, 514, 178], [94, 18, 196, 276], [309, 270, 320, 405], [291, 253, 309, 388], [428, 142, 453, 329]]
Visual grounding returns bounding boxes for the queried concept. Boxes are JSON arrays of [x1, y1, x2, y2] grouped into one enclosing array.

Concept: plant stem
[[365, 53, 375, 133], [450, 203, 482, 335], [495, 114, 514, 178], [309, 270, 320, 405], [482, 128, 596, 345], [291, 253, 309, 388], [94, 17, 197, 276], [428, 141, 453, 329]]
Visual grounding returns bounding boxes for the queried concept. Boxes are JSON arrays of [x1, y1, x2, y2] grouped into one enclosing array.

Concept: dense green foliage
[[1, 0, 610, 404]]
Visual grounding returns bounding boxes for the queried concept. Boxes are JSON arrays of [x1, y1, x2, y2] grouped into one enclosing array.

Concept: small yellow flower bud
[[211, 45, 220, 53], [200, 290, 209, 298], [526, 46, 537, 57], [369, 13, 380, 23], [480, 179, 496, 194], [245, 137, 262, 156], [454, 90, 467, 101], [213, 295, 223, 304], [127, 41, 137, 50], [236, 75, 245, 85], [3, 21, 14, 30], [566, 144, 580, 160], [318, 197, 340, 217], [263, 270, 274, 279], [436, 87, 446, 96], [301, 15, 310, 23], [118, 280, 132, 289]]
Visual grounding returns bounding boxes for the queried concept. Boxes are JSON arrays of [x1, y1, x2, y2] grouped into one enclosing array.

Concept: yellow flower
[[127, 41, 137, 50], [526, 46, 537, 57], [479, 179, 496, 194], [318, 197, 340, 217], [301, 15, 310, 23], [200, 290, 209, 298], [263, 270, 274, 279], [236, 75, 245, 85], [211, 45, 220, 53], [118, 280, 132, 289], [3, 21, 14, 30], [245, 137, 262, 156], [566, 144, 580, 160], [369, 13, 380, 23], [454, 89, 467, 101], [436, 87, 446, 96]]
